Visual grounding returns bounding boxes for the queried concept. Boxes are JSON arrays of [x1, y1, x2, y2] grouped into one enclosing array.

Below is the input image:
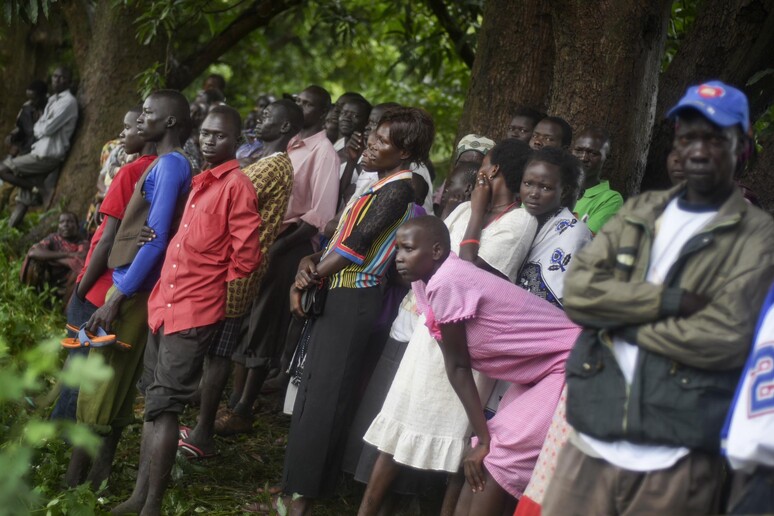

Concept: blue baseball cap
[[667, 80, 750, 132]]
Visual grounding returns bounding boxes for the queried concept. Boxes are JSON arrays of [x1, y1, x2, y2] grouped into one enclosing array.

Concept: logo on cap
[[698, 84, 726, 99]]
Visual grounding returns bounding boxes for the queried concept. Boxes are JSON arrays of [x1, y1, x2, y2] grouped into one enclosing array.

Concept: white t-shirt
[[580, 196, 718, 471]]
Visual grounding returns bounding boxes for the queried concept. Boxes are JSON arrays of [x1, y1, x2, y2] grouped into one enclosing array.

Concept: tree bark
[[745, 135, 774, 212], [53, 1, 166, 215], [0, 16, 65, 152], [641, 0, 774, 193], [548, 0, 672, 197], [455, 0, 554, 143]]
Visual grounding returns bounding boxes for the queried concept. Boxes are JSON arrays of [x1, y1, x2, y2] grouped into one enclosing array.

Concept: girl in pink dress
[[393, 216, 581, 516]]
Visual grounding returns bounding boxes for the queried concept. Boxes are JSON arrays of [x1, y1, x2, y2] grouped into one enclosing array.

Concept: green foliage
[[203, 0, 480, 163], [0, 218, 111, 514], [1, 0, 52, 25], [662, 0, 699, 71]]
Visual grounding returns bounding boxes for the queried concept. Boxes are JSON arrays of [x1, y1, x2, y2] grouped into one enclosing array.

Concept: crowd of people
[[4, 66, 773, 515]]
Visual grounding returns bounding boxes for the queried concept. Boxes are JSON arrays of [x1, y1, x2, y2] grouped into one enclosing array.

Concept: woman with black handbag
[[281, 106, 435, 515]]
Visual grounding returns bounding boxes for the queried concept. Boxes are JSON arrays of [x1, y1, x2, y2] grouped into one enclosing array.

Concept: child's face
[[395, 226, 438, 283], [120, 111, 145, 155], [440, 167, 474, 213]]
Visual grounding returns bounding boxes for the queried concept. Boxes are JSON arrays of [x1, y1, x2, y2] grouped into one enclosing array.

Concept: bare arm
[[438, 321, 491, 493]]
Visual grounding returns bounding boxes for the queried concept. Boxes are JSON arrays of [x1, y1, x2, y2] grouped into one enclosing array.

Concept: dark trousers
[[282, 287, 382, 498], [50, 294, 97, 420]]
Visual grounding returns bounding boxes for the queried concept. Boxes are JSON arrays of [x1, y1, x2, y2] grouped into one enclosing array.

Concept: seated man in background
[[20, 211, 87, 300], [0, 66, 79, 227]]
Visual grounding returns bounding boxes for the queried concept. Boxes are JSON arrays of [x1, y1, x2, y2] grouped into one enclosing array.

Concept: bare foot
[[110, 496, 145, 515], [289, 495, 313, 516]]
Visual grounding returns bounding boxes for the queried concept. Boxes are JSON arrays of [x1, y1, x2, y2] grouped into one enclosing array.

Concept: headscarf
[[455, 134, 495, 161]]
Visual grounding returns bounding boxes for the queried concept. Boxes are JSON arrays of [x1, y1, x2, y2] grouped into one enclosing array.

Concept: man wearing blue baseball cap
[[540, 81, 774, 515]]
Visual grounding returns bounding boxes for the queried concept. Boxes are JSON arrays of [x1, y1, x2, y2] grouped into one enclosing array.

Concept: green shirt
[[573, 180, 623, 233]]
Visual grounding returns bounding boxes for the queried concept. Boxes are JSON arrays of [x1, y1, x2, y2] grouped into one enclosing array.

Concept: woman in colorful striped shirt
[[282, 107, 435, 515]]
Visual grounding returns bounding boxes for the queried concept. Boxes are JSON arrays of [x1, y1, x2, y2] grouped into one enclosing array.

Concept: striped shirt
[[325, 170, 415, 289]]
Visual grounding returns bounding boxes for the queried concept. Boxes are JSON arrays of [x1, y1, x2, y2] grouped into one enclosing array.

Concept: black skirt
[[282, 286, 382, 498]]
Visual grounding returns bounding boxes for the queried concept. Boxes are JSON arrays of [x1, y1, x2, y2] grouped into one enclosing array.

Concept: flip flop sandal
[[60, 324, 132, 350], [178, 438, 218, 460], [179, 425, 192, 440]]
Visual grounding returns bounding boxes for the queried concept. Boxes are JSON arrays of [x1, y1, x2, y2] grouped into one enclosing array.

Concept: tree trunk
[[745, 135, 774, 212], [0, 16, 66, 153], [641, 0, 774, 193], [548, 0, 672, 197], [53, 1, 166, 216], [455, 0, 554, 143]]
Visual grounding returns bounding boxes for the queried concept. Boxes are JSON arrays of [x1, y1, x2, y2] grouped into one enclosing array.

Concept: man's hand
[[85, 291, 126, 333], [678, 291, 710, 317], [346, 131, 366, 163], [137, 225, 156, 247]]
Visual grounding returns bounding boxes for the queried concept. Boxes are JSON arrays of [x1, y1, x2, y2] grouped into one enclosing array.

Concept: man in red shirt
[[113, 105, 262, 516]]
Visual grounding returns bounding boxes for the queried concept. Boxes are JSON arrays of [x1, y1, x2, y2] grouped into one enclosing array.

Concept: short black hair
[[272, 99, 304, 136], [27, 80, 47, 97], [207, 104, 242, 137], [488, 138, 533, 194], [343, 96, 372, 116], [60, 211, 78, 224], [542, 116, 573, 147], [526, 147, 583, 208], [377, 107, 435, 165], [451, 161, 479, 187], [337, 91, 367, 105], [511, 106, 545, 126], [127, 104, 144, 115], [304, 85, 332, 111], [150, 89, 193, 141], [575, 126, 612, 156], [53, 65, 73, 82], [401, 215, 451, 256], [206, 73, 226, 92], [202, 88, 225, 105]]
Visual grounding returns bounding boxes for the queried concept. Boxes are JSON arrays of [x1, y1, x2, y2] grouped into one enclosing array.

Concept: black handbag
[[300, 279, 328, 318]]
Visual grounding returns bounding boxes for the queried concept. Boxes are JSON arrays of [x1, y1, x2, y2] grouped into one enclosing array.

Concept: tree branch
[[424, 0, 476, 69], [166, 0, 302, 90]]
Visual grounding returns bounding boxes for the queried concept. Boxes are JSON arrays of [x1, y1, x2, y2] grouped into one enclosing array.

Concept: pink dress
[[413, 253, 581, 497]]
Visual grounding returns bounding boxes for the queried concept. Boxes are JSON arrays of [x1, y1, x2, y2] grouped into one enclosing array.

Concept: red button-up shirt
[[148, 159, 262, 334]]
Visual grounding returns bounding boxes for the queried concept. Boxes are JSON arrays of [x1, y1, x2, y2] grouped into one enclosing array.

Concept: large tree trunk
[[455, 0, 554, 143], [53, 1, 166, 216], [0, 17, 66, 154], [641, 0, 774, 193], [548, 0, 672, 197], [745, 133, 774, 212]]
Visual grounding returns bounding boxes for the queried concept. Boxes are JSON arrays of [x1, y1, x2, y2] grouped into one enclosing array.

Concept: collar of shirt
[[288, 130, 328, 152], [193, 159, 240, 190], [366, 170, 413, 194], [582, 180, 612, 199]]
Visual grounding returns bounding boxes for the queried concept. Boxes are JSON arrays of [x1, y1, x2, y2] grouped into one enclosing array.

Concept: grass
[[1, 209, 446, 515]]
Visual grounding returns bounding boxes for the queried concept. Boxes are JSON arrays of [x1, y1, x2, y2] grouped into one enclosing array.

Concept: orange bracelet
[[460, 239, 480, 246]]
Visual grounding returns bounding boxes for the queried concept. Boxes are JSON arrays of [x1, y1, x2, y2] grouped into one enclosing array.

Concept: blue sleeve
[[114, 153, 191, 296]]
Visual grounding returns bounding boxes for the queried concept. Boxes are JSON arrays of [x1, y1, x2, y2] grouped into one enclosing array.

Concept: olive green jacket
[[563, 185, 774, 450], [564, 185, 774, 371]]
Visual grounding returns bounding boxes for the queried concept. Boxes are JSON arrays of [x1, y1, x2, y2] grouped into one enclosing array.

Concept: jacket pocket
[[640, 353, 741, 451], [566, 329, 628, 441]]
